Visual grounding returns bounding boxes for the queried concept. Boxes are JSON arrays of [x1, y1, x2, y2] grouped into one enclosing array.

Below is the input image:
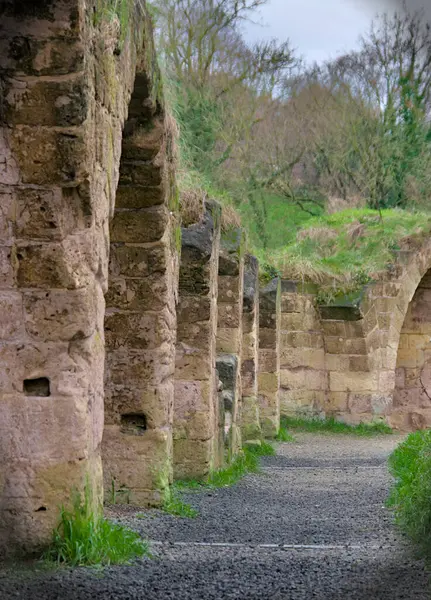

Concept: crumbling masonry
[[1, 0, 431, 558]]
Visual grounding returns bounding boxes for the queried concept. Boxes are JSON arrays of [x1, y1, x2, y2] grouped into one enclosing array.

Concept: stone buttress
[[102, 39, 179, 505], [174, 201, 221, 479], [240, 254, 261, 443], [216, 228, 245, 458], [258, 278, 281, 437]]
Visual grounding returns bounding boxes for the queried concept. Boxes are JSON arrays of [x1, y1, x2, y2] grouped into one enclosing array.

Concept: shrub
[[45, 487, 148, 566], [387, 429, 431, 559]]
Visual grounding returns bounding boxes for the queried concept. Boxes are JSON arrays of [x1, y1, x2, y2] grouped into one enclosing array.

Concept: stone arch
[[356, 239, 431, 427], [373, 242, 431, 430], [0, 0, 160, 554]]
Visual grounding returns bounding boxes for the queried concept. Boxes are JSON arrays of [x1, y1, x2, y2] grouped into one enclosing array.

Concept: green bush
[[44, 487, 148, 566], [387, 429, 431, 558]]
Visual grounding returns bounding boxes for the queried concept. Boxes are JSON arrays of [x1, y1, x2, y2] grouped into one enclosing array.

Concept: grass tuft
[[280, 415, 392, 436], [275, 427, 296, 442], [387, 429, 431, 561], [175, 442, 275, 490], [162, 488, 198, 518], [44, 487, 148, 567], [205, 448, 260, 487]]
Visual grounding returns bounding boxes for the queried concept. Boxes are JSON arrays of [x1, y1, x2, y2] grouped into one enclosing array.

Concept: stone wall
[[279, 283, 326, 418], [174, 201, 221, 479], [241, 255, 261, 442], [216, 229, 245, 457], [258, 279, 281, 437]]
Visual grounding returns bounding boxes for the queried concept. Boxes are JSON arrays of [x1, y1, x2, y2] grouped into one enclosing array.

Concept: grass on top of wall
[[387, 429, 431, 562], [280, 416, 393, 436], [44, 487, 148, 567], [257, 208, 431, 291]]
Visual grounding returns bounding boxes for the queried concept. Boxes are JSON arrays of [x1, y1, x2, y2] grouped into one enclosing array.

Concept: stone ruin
[[1, 0, 431, 557]]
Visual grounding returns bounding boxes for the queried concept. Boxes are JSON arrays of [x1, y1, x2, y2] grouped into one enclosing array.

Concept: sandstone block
[[24, 285, 99, 342], [258, 372, 279, 394], [321, 321, 346, 337], [216, 328, 240, 354], [217, 303, 240, 328], [110, 206, 169, 243], [173, 438, 213, 480], [9, 126, 86, 185], [259, 327, 277, 349], [0, 291, 23, 339], [280, 367, 326, 391], [325, 354, 350, 371], [107, 348, 175, 388], [3, 74, 88, 127], [119, 161, 164, 187], [329, 371, 378, 393]]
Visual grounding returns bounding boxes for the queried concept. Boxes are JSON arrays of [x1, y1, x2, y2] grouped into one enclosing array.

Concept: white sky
[[243, 0, 427, 65]]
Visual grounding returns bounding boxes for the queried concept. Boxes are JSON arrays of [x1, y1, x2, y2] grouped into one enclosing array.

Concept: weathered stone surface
[[258, 279, 281, 437], [174, 201, 221, 478], [216, 229, 245, 455], [0, 0, 168, 556]]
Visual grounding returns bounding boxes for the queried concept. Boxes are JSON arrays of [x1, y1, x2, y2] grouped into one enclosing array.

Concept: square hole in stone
[[24, 378, 50, 397], [120, 413, 147, 435]]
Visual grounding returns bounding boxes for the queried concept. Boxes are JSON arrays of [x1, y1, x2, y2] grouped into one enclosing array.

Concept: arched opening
[[392, 268, 431, 430]]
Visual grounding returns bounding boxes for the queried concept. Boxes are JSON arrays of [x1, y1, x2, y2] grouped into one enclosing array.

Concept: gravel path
[[0, 433, 429, 599]]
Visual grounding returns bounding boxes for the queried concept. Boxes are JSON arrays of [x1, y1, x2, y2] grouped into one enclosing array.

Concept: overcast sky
[[243, 0, 428, 65]]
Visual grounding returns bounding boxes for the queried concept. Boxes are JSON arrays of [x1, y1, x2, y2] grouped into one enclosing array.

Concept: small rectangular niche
[[120, 413, 147, 435], [24, 377, 50, 397]]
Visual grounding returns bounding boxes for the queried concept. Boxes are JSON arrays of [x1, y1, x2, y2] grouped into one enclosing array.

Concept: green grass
[[162, 488, 198, 518], [280, 416, 392, 436], [176, 442, 275, 490], [258, 208, 431, 290], [387, 429, 431, 561], [239, 193, 323, 251], [275, 427, 296, 442], [44, 488, 148, 567]]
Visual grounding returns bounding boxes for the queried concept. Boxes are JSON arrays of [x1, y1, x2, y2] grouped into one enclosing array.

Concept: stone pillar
[[103, 66, 179, 505], [174, 201, 221, 479], [279, 281, 326, 418], [258, 278, 281, 437], [0, 0, 145, 553], [216, 229, 245, 457], [240, 255, 261, 442]]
